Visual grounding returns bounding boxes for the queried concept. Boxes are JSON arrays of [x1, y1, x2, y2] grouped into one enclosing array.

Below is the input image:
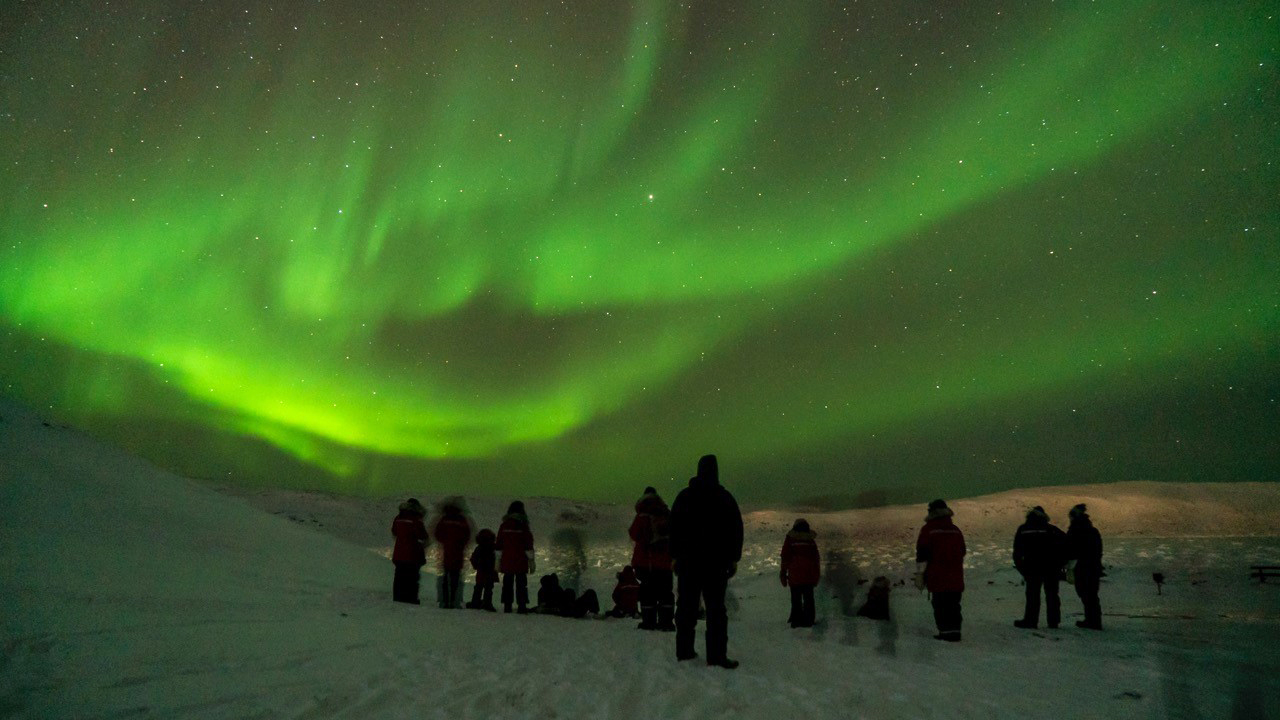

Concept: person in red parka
[[432, 497, 473, 609], [914, 498, 966, 641], [606, 565, 642, 618], [466, 528, 498, 611], [496, 500, 535, 614], [391, 498, 428, 604], [629, 486, 675, 630], [780, 518, 821, 628]]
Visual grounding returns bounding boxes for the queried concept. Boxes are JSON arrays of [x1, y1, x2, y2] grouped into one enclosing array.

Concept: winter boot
[[656, 604, 676, 632], [1013, 619, 1036, 629], [637, 606, 658, 630], [707, 657, 740, 670]]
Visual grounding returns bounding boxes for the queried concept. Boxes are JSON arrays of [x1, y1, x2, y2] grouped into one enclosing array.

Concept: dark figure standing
[[391, 498, 428, 604], [497, 501, 535, 614], [671, 454, 744, 669], [1012, 506, 1067, 629], [780, 518, 821, 628], [914, 499, 966, 642], [629, 486, 675, 631], [1066, 503, 1104, 630], [432, 497, 473, 609], [467, 528, 498, 611]]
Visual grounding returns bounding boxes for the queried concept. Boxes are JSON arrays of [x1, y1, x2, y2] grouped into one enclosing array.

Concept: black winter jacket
[[670, 455, 743, 572]]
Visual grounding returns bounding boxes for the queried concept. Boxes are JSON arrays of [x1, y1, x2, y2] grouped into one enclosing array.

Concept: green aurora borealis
[[2, 1, 1277, 504]]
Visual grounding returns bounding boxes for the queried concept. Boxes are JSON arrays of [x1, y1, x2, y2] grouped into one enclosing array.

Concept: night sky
[[2, 1, 1276, 505]]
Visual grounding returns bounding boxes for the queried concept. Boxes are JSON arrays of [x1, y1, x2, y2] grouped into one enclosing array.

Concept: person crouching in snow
[[606, 565, 642, 619], [467, 528, 498, 611], [391, 498, 429, 604], [914, 499, 966, 642], [497, 500, 535, 613], [780, 519, 821, 628], [432, 497, 473, 609]]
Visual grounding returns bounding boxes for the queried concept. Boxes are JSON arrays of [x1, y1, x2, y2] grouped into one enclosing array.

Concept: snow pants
[[469, 580, 494, 609], [502, 572, 529, 610], [393, 562, 421, 604], [1074, 569, 1103, 628], [1022, 572, 1061, 628], [439, 570, 463, 609], [930, 591, 962, 638], [789, 585, 816, 628], [676, 569, 729, 662], [637, 567, 675, 627]]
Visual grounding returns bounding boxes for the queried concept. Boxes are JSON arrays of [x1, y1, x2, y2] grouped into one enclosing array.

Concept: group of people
[[912, 498, 1105, 642], [390, 455, 1106, 669]]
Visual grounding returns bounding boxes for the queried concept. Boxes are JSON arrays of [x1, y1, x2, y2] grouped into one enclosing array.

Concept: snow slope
[[2, 399, 1277, 719]]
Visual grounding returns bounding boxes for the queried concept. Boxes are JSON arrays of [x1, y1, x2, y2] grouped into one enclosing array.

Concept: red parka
[[496, 513, 535, 574], [391, 510, 428, 566], [612, 566, 641, 615], [781, 528, 821, 587], [916, 513, 966, 593], [628, 492, 673, 571], [433, 511, 473, 572]]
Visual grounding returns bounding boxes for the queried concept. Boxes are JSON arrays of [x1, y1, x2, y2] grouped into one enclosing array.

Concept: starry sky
[[1, 1, 1277, 506]]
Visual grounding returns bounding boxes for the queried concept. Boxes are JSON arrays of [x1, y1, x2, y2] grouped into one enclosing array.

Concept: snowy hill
[[2, 398, 1278, 719]]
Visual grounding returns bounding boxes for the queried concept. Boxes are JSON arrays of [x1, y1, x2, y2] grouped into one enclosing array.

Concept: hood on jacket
[[1069, 503, 1091, 524], [1025, 506, 1049, 524], [636, 489, 669, 514], [690, 454, 719, 489], [399, 498, 426, 517], [926, 499, 954, 522], [476, 528, 496, 545], [507, 500, 526, 515], [617, 565, 638, 582]]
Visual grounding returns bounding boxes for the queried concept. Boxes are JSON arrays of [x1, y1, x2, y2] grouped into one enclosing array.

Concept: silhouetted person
[[629, 486, 675, 630], [432, 497, 473, 609], [391, 498, 428, 604], [858, 576, 892, 621], [606, 565, 641, 618], [1066, 503, 1104, 630], [536, 573, 567, 614], [780, 518, 820, 628], [671, 454, 743, 669], [1012, 505, 1067, 629], [497, 500, 535, 614], [914, 498, 966, 641], [467, 528, 498, 611]]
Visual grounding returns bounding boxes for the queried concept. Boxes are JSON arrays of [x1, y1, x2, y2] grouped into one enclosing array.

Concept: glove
[[526, 550, 536, 574], [912, 572, 926, 591], [779, 569, 788, 587]]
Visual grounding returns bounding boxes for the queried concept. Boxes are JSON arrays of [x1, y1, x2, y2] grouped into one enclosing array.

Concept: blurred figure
[[497, 500, 535, 614], [671, 454, 744, 669], [391, 498, 428, 605], [858, 576, 892, 621], [914, 498, 966, 642], [466, 528, 498, 611], [779, 518, 821, 628], [550, 522, 587, 593], [1066, 503, 1104, 630], [432, 497, 473, 609], [606, 565, 641, 619], [629, 486, 675, 630], [1012, 505, 1067, 629]]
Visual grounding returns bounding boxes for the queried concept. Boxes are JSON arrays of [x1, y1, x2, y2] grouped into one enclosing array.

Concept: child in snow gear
[[467, 528, 498, 611], [497, 500, 535, 613], [857, 576, 892, 620], [606, 565, 642, 618], [671, 454, 744, 669], [915, 499, 966, 641], [1012, 506, 1067, 629], [432, 497, 473, 609], [780, 518, 821, 628], [629, 486, 675, 630], [391, 498, 428, 604], [1066, 503, 1104, 630]]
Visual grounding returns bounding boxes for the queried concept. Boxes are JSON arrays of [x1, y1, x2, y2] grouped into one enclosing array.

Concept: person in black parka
[[1012, 506, 1067, 629], [1066, 503, 1104, 630], [670, 454, 744, 669]]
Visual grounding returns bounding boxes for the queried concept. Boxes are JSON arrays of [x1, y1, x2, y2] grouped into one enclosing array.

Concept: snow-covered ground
[[2, 398, 1277, 719]]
